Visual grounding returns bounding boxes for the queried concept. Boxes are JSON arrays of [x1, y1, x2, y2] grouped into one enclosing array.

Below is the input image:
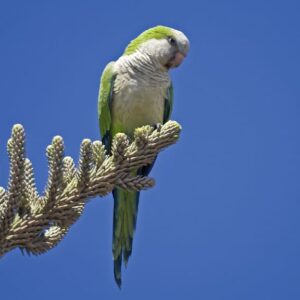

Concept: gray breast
[[112, 54, 170, 135]]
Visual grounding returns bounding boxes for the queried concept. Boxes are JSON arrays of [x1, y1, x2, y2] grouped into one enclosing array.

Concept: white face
[[138, 29, 190, 69]]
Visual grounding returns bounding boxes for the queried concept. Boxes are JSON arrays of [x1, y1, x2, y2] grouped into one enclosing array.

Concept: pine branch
[[0, 121, 181, 257]]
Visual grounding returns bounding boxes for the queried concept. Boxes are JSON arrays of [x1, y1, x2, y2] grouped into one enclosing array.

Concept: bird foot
[[154, 123, 162, 132]]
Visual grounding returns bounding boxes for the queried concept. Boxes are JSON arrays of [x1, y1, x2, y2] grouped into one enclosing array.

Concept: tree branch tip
[[63, 156, 73, 162], [111, 134, 130, 159], [0, 120, 182, 258], [134, 125, 153, 136], [52, 135, 63, 143], [166, 120, 181, 130], [114, 133, 129, 141], [12, 124, 24, 132], [92, 140, 102, 146], [81, 139, 92, 146]]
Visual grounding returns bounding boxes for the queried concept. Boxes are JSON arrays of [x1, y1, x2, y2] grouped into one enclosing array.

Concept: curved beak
[[173, 52, 186, 67]]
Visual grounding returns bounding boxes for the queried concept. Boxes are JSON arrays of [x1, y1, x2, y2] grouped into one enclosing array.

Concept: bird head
[[123, 25, 190, 69]]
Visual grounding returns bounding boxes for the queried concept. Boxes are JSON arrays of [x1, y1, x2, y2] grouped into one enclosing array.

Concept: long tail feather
[[112, 188, 140, 287], [113, 253, 122, 288]]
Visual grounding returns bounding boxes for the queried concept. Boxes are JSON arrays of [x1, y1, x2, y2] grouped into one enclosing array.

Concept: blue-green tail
[[112, 188, 140, 288]]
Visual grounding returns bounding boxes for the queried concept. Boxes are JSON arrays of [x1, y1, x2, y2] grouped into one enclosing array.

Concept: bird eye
[[167, 36, 176, 46]]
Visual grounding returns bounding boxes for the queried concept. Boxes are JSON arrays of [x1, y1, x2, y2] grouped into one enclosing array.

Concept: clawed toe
[[154, 123, 162, 132]]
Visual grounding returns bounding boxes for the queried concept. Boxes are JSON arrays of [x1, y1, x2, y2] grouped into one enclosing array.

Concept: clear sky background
[[0, 1, 300, 299]]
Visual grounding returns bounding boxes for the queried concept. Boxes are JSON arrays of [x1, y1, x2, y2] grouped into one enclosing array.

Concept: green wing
[[98, 61, 116, 150], [163, 81, 174, 123]]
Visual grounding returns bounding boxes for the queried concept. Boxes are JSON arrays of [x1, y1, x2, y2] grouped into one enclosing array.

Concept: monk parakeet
[[98, 25, 189, 287]]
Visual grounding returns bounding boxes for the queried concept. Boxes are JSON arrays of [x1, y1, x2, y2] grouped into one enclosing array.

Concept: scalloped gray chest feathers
[[112, 52, 171, 135]]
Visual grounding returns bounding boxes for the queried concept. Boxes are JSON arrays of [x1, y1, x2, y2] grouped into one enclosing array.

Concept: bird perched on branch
[[98, 25, 189, 287]]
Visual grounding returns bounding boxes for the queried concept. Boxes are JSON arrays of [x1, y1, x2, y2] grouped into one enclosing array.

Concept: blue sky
[[0, 0, 300, 299]]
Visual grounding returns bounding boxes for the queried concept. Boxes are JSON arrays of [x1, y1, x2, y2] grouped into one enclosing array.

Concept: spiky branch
[[0, 121, 181, 257]]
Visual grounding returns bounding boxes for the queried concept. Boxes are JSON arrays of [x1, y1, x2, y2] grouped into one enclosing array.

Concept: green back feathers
[[124, 25, 173, 55]]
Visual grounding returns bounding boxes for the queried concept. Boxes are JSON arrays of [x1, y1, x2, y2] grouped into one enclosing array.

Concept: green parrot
[[98, 25, 189, 287]]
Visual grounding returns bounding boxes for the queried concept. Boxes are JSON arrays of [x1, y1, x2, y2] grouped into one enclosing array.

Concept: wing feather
[[98, 61, 116, 151], [163, 81, 174, 123]]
